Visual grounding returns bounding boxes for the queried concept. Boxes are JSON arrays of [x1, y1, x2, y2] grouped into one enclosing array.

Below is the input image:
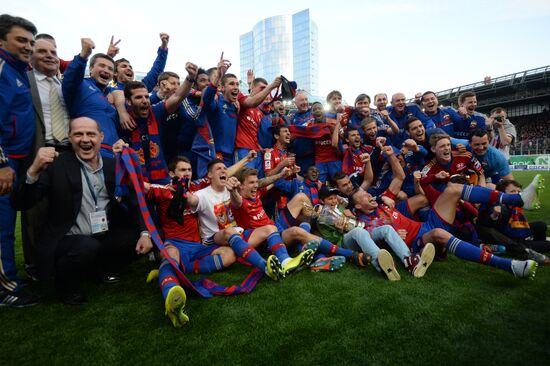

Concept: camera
[[494, 116, 504, 122]]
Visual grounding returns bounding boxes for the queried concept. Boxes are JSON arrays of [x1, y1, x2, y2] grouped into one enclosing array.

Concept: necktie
[[47, 77, 67, 142]]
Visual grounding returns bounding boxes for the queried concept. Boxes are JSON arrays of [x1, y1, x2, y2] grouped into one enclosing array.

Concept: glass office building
[[239, 9, 319, 96]]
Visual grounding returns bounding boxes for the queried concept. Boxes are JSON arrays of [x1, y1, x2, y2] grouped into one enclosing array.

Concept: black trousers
[[476, 222, 550, 257], [54, 227, 139, 292]]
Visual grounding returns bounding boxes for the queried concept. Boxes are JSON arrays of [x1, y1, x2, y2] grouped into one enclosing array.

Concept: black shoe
[[102, 274, 120, 284], [0, 289, 39, 308], [60, 291, 88, 305], [25, 265, 39, 282]]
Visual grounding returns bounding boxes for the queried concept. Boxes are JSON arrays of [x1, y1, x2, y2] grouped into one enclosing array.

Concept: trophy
[[315, 205, 365, 232]]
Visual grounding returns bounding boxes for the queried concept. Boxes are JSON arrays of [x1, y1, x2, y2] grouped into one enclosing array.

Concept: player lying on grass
[[315, 185, 435, 280], [348, 172, 540, 279]]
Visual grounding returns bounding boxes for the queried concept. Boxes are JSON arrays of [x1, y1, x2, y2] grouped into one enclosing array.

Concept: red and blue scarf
[[502, 206, 532, 239], [115, 148, 262, 298], [342, 146, 373, 176], [304, 179, 320, 205], [128, 108, 169, 184], [183, 95, 216, 179], [289, 123, 331, 139]]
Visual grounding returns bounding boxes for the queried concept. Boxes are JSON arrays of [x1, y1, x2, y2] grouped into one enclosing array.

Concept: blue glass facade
[[239, 9, 318, 96]]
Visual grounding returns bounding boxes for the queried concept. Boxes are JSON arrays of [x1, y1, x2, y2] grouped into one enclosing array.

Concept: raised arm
[[378, 109, 400, 134], [332, 116, 342, 148], [141, 33, 169, 92], [384, 146, 405, 196], [226, 177, 242, 209], [164, 62, 198, 114], [258, 168, 287, 189], [240, 76, 282, 108], [227, 150, 257, 177], [62, 38, 95, 109], [359, 153, 374, 191]]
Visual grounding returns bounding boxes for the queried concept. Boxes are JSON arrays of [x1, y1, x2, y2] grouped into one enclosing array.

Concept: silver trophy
[[315, 205, 365, 232]]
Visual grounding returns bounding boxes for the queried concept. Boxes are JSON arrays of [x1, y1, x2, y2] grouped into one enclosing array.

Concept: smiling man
[[422, 133, 486, 192], [421, 91, 464, 137], [62, 38, 120, 158], [0, 14, 39, 307], [467, 128, 513, 184], [453, 91, 487, 139], [12, 117, 153, 305], [112, 32, 169, 92]]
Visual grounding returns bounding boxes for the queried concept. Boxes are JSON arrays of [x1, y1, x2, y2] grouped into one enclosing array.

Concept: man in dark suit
[[23, 36, 71, 281], [12, 116, 153, 305]]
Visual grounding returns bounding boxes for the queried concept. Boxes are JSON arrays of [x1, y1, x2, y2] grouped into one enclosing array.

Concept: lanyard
[[80, 165, 104, 210]]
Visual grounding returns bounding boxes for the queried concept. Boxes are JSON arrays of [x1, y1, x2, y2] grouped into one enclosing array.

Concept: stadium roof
[[433, 65, 550, 109]]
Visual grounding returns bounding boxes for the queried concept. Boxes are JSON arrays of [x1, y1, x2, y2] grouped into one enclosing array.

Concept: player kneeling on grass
[[315, 186, 433, 280]]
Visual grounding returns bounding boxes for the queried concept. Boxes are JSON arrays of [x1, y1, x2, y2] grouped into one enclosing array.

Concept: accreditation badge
[[90, 210, 109, 234]]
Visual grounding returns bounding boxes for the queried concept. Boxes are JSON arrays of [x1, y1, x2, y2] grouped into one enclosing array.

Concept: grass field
[[1, 171, 549, 366]]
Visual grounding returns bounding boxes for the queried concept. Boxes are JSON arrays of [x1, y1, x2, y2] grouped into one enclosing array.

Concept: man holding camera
[[487, 107, 516, 160]]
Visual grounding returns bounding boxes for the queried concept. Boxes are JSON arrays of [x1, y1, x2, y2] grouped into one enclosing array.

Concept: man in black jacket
[[12, 116, 153, 304]]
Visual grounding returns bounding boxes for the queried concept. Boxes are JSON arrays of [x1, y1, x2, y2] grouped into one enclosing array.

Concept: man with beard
[[421, 134, 486, 192], [339, 127, 374, 186], [112, 33, 169, 92], [115, 62, 198, 184]]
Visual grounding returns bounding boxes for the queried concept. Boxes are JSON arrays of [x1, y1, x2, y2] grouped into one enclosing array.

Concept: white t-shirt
[[193, 185, 237, 243]]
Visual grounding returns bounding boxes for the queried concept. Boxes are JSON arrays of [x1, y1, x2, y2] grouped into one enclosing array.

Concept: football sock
[[461, 185, 523, 206], [192, 254, 225, 274], [446, 235, 512, 273], [319, 239, 354, 257], [158, 259, 179, 300], [266, 232, 290, 263], [228, 234, 266, 272], [299, 222, 311, 233]]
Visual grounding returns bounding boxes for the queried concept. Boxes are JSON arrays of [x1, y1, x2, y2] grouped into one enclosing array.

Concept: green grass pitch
[[2, 171, 549, 365]]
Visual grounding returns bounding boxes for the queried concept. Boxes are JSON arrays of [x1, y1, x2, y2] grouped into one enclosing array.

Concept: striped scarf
[[304, 179, 320, 205], [342, 146, 373, 176], [503, 206, 532, 239], [182, 96, 216, 179], [288, 123, 331, 139], [115, 148, 263, 298], [128, 108, 169, 184]]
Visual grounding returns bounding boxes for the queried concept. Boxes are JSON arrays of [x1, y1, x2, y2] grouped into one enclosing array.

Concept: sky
[[4, 0, 550, 104]]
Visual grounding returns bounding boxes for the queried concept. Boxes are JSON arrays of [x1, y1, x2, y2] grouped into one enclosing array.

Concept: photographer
[[487, 107, 516, 160]]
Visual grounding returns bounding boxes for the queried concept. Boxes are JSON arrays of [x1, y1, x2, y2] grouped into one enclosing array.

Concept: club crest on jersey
[[470, 121, 477, 129], [149, 141, 160, 158], [443, 113, 451, 121]]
